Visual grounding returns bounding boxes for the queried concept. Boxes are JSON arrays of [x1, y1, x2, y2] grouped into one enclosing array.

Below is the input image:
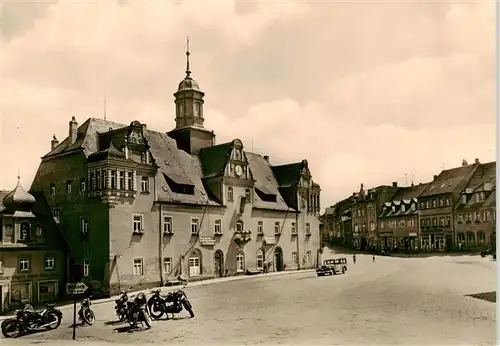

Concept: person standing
[[353, 253, 356, 264], [373, 255, 375, 262]]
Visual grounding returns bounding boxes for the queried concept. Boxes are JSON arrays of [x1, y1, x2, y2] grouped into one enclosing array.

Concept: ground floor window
[[478, 232, 485, 244], [421, 235, 430, 250], [236, 251, 245, 272], [39, 281, 58, 302], [457, 233, 465, 244], [256, 250, 264, 271], [11, 283, 30, 305], [467, 232, 475, 244], [189, 249, 201, 277], [435, 235, 445, 250]]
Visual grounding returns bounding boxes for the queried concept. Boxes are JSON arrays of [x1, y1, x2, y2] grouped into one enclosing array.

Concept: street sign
[[66, 282, 88, 295]]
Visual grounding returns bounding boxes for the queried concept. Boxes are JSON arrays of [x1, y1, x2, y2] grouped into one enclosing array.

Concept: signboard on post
[[66, 282, 89, 340], [66, 282, 88, 295]]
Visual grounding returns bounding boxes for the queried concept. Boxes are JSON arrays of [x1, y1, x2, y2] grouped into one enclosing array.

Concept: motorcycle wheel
[[44, 312, 61, 330], [82, 309, 96, 325], [1, 319, 22, 338], [147, 299, 165, 319], [141, 310, 152, 329], [182, 300, 195, 318]]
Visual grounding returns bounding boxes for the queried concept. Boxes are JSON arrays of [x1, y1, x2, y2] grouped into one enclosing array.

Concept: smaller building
[[377, 183, 429, 251], [454, 161, 496, 250], [0, 178, 68, 313], [417, 160, 479, 251]]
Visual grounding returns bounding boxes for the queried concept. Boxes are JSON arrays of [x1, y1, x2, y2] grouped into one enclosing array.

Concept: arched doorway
[[214, 250, 224, 278], [274, 247, 284, 272], [189, 249, 202, 277]]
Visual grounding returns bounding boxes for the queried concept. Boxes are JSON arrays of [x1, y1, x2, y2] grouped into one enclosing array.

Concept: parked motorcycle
[[114, 291, 129, 322], [147, 279, 194, 320], [1, 303, 63, 338], [124, 292, 152, 329], [78, 296, 95, 325]]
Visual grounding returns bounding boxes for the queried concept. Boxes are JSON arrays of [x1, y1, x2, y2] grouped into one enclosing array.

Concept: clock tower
[[168, 38, 216, 155]]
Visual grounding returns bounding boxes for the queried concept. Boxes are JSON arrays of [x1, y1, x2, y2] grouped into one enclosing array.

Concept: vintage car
[[316, 258, 348, 276]]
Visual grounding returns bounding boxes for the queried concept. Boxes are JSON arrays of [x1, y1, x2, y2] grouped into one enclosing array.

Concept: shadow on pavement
[[154, 315, 191, 321], [67, 322, 89, 328], [103, 320, 123, 326], [465, 291, 496, 303]]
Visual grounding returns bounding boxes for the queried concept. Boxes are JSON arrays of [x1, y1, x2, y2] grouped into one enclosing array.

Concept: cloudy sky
[[0, 0, 496, 209]]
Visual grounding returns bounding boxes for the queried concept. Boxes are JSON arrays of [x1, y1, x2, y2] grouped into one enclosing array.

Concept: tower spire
[[185, 36, 191, 77], [104, 92, 107, 121]]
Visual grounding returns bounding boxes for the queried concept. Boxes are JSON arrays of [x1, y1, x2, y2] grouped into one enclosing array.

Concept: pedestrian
[[373, 255, 375, 262], [353, 253, 356, 264]]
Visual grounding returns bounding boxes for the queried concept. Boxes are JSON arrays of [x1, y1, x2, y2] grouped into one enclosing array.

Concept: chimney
[[392, 182, 397, 187], [411, 181, 414, 187], [474, 158, 480, 164], [69, 116, 78, 145], [433, 174, 438, 180], [263, 155, 269, 163], [51, 134, 59, 151], [462, 159, 468, 167]]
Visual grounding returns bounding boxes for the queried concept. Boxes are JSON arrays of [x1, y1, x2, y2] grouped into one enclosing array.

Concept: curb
[[0, 268, 314, 321]]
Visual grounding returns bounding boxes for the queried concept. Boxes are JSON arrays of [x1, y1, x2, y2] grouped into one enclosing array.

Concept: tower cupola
[[173, 37, 205, 129]]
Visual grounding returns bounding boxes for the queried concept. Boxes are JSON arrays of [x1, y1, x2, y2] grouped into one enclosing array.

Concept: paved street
[[4, 254, 497, 345]]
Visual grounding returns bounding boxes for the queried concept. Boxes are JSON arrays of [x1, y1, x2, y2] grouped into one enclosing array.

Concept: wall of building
[[0, 250, 65, 313]]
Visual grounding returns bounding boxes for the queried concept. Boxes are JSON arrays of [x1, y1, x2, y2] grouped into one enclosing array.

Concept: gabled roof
[[198, 142, 233, 179], [390, 183, 430, 202], [43, 118, 127, 159], [461, 161, 496, 194], [272, 160, 308, 188], [246, 153, 289, 211], [420, 164, 478, 197], [41, 118, 314, 211]]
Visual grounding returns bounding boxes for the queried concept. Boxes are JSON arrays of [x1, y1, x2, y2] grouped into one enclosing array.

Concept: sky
[[0, 0, 496, 210]]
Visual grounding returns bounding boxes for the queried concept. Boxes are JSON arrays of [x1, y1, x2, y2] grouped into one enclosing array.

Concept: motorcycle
[[114, 291, 129, 322], [78, 296, 95, 325], [124, 292, 152, 329], [1, 303, 63, 338], [147, 278, 194, 320]]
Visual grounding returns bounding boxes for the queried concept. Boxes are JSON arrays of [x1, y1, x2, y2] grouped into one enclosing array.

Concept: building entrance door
[[214, 250, 223, 278], [274, 247, 284, 272]]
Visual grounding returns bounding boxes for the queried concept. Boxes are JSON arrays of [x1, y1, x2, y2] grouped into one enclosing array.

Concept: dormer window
[[401, 205, 406, 212], [432, 199, 437, 208], [391, 206, 396, 213], [439, 198, 444, 207], [461, 195, 467, 204], [480, 192, 485, 201], [445, 197, 450, 206], [425, 201, 430, 208], [410, 203, 416, 212]]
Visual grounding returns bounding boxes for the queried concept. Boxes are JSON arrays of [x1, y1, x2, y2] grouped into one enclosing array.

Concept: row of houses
[[321, 159, 496, 252], [0, 50, 321, 313]]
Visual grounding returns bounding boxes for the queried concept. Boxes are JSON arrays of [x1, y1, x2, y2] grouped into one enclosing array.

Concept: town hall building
[[30, 47, 321, 296]]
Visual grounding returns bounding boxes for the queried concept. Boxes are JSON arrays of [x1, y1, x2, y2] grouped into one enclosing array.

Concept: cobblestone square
[[4, 253, 496, 345]]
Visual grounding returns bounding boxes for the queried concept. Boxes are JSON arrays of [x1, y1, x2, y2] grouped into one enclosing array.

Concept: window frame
[[236, 251, 245, 273], [163, 257, 172, 274], [191, 217, 199, 235], [274, 221, 281, 235], [83, 260, 90, 277], [214, 219, 222, 235], [44, 256, 55, 270], [141, 176, 149, 193], [133, 214, 143, 233], [292, 251, 297, 264], [257, 221, 263, 235], [227, 186, 234, 201], [133, 258, 144, 276], [163, 216, 173, 234], [19, 257, 30, 272]]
